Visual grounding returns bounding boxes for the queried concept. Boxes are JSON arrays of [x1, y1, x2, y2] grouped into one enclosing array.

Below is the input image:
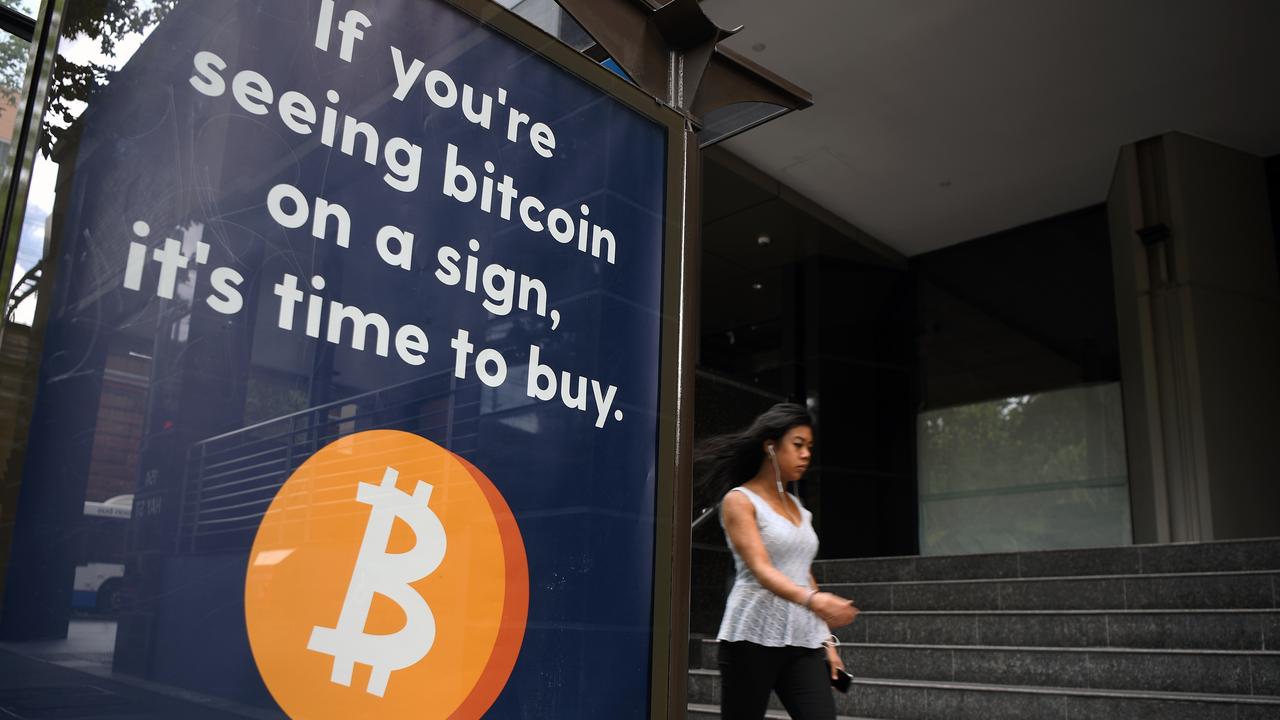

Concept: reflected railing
[[177, 370, 475, 554]]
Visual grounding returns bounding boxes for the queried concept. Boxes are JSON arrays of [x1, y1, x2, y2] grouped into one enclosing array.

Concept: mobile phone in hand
[[831, 667, 852, 693]]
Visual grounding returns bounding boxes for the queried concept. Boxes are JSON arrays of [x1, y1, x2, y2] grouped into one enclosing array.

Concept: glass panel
[[688, 370, 784, 637], [918, 383, 1132, 555], [0, 1, 38, 16], [0, 22, 31, 297], [495, 0, 595, 51], [0, 1, 668, 717], [697, 101, 788, 148]]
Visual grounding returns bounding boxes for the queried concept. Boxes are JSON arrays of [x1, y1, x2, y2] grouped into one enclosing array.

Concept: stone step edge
[[843, 608, 1280, 616], [820, 567, 1277, 588], [686, 702, 877, 720], [695, 637, 1280, 657], [812, 537, 1280, 568], [687, 668, 1280, 705], [691, 608, 1280, 643]]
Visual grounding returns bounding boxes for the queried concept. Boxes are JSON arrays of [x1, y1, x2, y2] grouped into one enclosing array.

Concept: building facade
[[0, 1, 1277, 718]]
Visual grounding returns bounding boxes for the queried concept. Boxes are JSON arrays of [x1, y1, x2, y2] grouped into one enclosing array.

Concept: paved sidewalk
[[0, 622, 280, 720]]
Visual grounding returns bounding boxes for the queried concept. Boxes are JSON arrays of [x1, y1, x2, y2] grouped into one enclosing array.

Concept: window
[[918, 383, 1132, 555]]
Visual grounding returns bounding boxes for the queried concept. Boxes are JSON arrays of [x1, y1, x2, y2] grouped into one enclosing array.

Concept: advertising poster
[[0, 0, 676, 717]]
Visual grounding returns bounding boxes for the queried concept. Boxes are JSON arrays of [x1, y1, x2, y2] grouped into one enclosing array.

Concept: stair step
[[815, 538, 1280, 584], [838, 644, 1280, 697], [688, 668, 1280, 720], [824, 569, 1279, 611], [690, 639, 1280, 696], [686, 702, 880, 719], [840, 609, 1280, 650]]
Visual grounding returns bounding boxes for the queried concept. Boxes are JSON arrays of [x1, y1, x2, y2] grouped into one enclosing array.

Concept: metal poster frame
[[0, 0, 697, 716], [440, 4, 699, 715]]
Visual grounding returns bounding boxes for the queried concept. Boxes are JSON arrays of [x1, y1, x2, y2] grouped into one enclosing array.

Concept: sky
[[8, 17, 148, 325]]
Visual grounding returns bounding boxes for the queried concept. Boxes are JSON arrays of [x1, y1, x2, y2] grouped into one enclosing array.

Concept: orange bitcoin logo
[[244, 430, 528, 718]]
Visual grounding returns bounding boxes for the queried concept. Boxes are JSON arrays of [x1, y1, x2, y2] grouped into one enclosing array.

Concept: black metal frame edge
[[441, 3, 697, 717], [0, 4, 35, 42]]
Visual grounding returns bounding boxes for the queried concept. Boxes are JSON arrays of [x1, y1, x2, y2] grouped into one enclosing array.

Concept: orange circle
[[245, 430, 528, 719]]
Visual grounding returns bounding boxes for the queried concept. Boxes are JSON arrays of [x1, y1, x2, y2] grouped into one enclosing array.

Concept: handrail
[[691, 502, 718, 531], [691, 502, 732, 558]]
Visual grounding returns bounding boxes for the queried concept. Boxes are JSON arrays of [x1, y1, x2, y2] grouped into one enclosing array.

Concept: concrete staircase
[[686, 538, 1280, 719]]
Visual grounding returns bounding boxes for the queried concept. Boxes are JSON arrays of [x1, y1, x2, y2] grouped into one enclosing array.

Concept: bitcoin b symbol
[[307, 466, 447, 697], [245, 431, 527, 718]]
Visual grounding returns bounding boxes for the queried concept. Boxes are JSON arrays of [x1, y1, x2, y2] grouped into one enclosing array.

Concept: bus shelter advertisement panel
[[0, 0, 666, 717]]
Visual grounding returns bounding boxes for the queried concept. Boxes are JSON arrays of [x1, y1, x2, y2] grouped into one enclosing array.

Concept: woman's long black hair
[[694, 402, 815, 506]]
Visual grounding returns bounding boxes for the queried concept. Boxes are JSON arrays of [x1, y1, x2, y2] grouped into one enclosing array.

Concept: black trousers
[[717, 641, 836, 720]]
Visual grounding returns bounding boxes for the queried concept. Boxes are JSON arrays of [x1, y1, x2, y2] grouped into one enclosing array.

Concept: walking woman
[[699, 403, 858, 720]]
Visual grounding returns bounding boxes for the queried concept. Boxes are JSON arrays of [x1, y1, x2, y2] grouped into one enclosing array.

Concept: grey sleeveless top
[[716, 486, 829, 648]]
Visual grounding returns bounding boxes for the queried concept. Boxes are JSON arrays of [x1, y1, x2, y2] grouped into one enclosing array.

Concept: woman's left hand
[[809, 592, 858, 628], [825, 643, 844, 680]]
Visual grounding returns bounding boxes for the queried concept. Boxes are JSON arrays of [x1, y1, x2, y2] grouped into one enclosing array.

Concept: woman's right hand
[[809, 591, 859, 628]]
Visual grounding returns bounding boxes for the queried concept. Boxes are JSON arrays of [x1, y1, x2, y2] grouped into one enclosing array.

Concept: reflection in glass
[[495, 0, 595, 51], [918, 383, 1132, 555], [0, 1, 665, 717], [5, 2, 174, 326], [0, 1, 38, 17], [1, 29, 30, 321]]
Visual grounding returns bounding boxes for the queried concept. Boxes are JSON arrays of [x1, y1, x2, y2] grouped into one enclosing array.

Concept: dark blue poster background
[[0, 0, 666, 716]]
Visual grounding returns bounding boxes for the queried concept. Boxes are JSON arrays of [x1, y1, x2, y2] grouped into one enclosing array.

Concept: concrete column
[[1107, 132, 1280, 543]]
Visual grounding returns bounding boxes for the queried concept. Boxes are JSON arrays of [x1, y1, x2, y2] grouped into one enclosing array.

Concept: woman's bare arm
[[721, 492, 859, 627], [721, 491, 813, 604]]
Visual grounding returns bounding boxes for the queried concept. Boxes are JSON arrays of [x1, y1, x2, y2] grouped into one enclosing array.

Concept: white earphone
[[766, 443, 796, 523]]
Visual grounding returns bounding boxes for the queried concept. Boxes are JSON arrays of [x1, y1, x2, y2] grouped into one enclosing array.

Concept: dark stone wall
[[800, 257, 916, 559], [1267, 154, 1280, 288], [913, 205, 1121, 412]]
